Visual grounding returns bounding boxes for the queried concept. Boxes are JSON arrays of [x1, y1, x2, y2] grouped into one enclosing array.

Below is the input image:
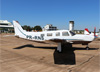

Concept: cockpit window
[[70, 31, 76, 36], [62, 32, 69, 36]]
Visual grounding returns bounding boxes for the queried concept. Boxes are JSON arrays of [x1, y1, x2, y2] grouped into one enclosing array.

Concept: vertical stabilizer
[[13, 20, 26, 38], [84, 28, 90, 35]]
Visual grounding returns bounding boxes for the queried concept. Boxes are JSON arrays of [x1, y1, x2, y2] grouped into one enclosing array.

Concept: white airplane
[[13, 20, 95, 52]]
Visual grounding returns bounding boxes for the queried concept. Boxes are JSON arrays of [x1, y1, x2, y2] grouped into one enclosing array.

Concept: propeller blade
[[94, 27, 96, 36]]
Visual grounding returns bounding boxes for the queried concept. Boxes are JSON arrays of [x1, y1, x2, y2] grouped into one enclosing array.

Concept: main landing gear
[[57, 43, 72, 53], [57, 43, 62, 53]]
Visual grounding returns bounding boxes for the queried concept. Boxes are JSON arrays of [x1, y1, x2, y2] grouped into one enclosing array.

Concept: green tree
[[33, 25, 42, 31], [22, 25, 32, 31]]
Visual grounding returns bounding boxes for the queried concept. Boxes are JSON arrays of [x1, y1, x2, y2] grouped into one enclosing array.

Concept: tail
[[13, 20, 26, 38], [84, 28, 90, 35]]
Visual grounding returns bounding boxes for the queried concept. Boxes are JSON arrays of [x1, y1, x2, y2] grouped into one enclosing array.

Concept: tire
[[86, 47, 89, 50]]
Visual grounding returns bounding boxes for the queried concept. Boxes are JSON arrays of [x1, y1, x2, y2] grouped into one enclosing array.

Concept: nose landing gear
[[86, 45, 89, 50]]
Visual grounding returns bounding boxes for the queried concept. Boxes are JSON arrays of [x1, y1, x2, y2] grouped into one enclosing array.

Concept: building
[[0, 20, 14, 33], [69, 21, 74, 31], [0, 20, 13, 27], [98, 29, 100, 33], [73, 30, 84, 34], [43, 24, 57, 31], [68, 21, 85, 34]]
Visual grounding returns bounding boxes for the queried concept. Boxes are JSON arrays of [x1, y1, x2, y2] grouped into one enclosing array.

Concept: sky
[[0, 0, 99, 31]]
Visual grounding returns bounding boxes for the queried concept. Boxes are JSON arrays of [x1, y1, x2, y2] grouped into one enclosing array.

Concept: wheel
[[86, 47, 89, 50]]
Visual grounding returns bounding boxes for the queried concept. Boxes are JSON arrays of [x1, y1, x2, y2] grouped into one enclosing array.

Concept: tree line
[[22, 25, 42, 31]]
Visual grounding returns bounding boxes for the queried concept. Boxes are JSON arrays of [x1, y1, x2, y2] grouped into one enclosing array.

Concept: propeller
[[94, 27, 98, 39], [94, 27, 96, 36]]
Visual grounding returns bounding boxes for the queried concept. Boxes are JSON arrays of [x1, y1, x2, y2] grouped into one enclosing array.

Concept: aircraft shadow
[[13, 44, 35, 49], [13, 44, 99, 65], [13, 44, 56, 49], [73, 47, 99, 50], [53, 48, 76, 65], [53, 47, 99, 65]]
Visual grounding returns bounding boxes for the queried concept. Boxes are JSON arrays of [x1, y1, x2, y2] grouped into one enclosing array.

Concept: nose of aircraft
[[85, 35, 95, 41]]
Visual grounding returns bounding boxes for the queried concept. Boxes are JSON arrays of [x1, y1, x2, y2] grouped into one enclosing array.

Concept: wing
[[45, 38, 73, 43]]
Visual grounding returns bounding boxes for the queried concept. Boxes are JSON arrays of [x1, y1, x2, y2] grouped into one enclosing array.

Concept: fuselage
[[18, 30, 94, 44], [13, 20, 95, 52]]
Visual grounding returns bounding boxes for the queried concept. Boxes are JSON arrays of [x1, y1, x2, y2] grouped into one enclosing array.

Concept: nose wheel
[[86, 45, 89, 50]]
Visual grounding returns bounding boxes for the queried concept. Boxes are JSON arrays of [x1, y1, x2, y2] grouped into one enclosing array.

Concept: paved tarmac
[[0, 34, 100, 72]]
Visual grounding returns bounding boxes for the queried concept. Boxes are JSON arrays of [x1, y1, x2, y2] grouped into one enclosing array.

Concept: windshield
[[70, 31, 76, 36], [62, 32, 69, 36]]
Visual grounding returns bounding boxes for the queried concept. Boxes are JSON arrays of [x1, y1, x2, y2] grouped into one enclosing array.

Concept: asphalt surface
[[0, 34, 100, 72]]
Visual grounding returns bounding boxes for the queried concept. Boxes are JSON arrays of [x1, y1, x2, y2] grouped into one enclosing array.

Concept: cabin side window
[[62, 32, 69, 36], [41, 34, 45, 36], [56, 32, 60, 36], [47, 33, 52, 36]]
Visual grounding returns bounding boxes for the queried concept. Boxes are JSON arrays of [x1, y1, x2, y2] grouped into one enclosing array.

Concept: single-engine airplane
[[13, 20, 95, 52]]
